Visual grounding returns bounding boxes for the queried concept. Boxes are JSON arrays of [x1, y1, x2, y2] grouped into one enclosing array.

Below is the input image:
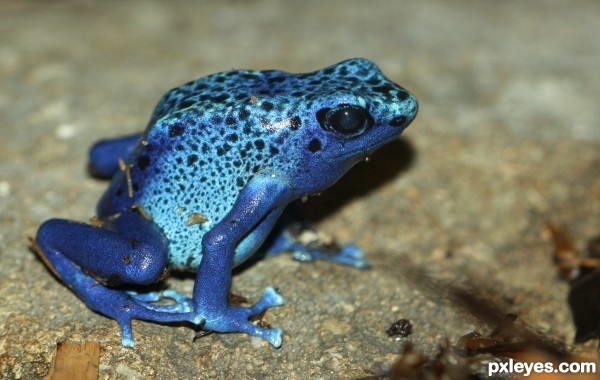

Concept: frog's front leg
[[190, 176, 291, 347], [88, 133, 142, 178], [35, 211, 201, 347]]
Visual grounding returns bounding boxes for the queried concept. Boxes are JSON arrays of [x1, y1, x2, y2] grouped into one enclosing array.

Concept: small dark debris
[[386, 318, 412, 338], [193, 330, 213, 342]]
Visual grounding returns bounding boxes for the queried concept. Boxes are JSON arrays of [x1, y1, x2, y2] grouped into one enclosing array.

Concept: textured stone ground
[[1, 1, 599, 379]]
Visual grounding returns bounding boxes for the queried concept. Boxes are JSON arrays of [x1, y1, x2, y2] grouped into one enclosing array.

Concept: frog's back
[[98, 68, 303, 268]]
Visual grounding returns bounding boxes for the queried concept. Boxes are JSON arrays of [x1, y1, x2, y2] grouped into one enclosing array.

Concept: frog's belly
[[138, 191, 279, 270]]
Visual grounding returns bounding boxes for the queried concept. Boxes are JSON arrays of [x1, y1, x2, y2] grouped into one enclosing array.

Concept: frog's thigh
[[234, 208, 283, 264], [89, 133, 142, 178], [36, 211, 168, 285]]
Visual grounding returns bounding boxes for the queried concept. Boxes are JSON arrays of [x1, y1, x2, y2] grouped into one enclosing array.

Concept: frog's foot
[[267, 226, 371, 269], [202, 287, 284, 347], [33, 249, 202, 348], [102, 290, 202, 348], [128, 289, 193, 313], [292, 243, 370, 269]]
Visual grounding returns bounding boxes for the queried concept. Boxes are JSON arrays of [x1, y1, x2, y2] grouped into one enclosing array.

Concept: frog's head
[[281, 58, 418, 194]]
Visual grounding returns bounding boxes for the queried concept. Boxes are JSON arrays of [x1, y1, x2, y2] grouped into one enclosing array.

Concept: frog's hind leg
[[263, 206, 370, 269], [34, 211, 201, 347], [89, 133, 142, 179], [266, 228, 369, 268]]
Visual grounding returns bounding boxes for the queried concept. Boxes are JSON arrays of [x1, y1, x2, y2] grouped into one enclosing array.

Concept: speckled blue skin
[[35, 58, 417, 348]]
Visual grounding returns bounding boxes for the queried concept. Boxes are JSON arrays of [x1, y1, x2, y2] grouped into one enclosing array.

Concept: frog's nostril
[[390, 116, 407, 128]]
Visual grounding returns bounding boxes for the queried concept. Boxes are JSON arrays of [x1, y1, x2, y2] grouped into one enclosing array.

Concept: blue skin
[[35, 58, 418, 348]]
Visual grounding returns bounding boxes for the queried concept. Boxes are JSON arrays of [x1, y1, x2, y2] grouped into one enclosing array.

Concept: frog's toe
[[255, 327, 283, 348], [268, 328, 284, 347], [117, 319, 136, 347], [76, 282, 200, 347], [163, 289, 193, 304], [210, 314, 284, 348], [201, 287, 284, 347], [208, 316, 283, 347], [252, 287, 284, 313], [128, 289, 193, 313], [332, 244, 371, 269], [290, 242, 370, 269], [105, 293, 201, 346], [127, 290, 162, 302]]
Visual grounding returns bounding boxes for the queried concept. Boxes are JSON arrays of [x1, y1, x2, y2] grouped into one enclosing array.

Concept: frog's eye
[[317, 105, 372, 136]]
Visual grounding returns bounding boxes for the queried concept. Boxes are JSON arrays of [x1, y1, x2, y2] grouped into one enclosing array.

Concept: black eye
[[318, 105, 372, 136]]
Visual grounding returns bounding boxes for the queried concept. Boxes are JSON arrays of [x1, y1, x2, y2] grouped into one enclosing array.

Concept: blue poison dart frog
[[34, 58, 418, 348]]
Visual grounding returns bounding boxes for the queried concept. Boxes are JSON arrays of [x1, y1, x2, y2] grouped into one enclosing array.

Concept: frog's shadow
[[300, 137, 416, 222]]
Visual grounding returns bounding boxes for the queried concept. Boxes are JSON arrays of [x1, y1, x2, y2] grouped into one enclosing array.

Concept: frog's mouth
[[331, 135, 397, 163]]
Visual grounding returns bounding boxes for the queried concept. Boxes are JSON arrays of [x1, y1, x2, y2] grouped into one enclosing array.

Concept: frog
[[34, 58, 418, 348]]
